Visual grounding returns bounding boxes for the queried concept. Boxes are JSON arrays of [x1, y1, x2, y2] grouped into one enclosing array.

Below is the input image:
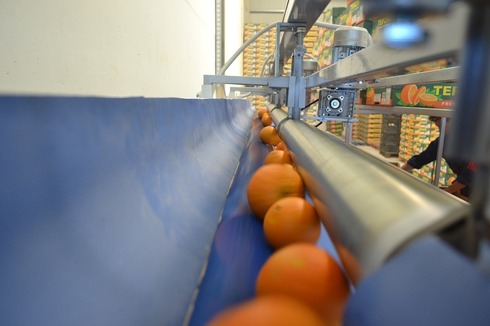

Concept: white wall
[[0, 0, 215, 98], [224, 0, 244, 77]]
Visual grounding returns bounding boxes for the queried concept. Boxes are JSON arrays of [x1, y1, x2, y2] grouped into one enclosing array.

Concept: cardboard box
[[347, 0, 366, 25], [323, 7, 346, 24], [392, 83, 457, 108], [335, 10, 352, 26], [355, 89, 366, 104], [404, 59, 449, 74], [366, 87, 393, 106], [355, 20, 373, 34], [372, 17, 393, 42]]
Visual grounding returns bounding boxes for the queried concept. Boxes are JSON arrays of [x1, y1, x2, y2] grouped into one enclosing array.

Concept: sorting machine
[[200, 0, 490, 325], [1, 0, 490, 325]]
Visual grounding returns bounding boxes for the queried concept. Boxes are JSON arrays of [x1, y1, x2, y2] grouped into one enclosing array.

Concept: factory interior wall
[[0, 0, 239, 98], [224, 0, 245, 86]]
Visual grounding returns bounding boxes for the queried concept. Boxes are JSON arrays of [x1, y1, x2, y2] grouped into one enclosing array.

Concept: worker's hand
[[401, 163, 414, 172]]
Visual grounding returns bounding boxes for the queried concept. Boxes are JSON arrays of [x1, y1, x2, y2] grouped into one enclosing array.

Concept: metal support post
[[275, 23, 282, 77], [446, 2, 490, 243], [433, 117, 447, 186], [290, 26, 306, 120], [345, 121, 353, 144]]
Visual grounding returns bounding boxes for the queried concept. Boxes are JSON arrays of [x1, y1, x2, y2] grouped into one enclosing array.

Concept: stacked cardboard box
[[357, 114, 382, 147], [325, 121, 344, 136], [243, 23, 320, 112], [312, 7, 345, 68]]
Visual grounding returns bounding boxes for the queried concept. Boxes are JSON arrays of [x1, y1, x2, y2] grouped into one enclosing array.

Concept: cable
[[301, 98, 319, 111]]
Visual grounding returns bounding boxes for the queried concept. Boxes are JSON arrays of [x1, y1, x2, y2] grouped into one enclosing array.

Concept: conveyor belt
[[0, 96, 254, 326], [188, 115, 343, 325]]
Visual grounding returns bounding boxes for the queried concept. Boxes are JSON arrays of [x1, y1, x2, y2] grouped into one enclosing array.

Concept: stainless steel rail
[[354, 105, 454, 117], [270, 107, 474, 283]]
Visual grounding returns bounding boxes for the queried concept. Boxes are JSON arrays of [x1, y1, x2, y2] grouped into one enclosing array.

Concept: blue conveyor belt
[[0, 96, 254, 326], [189, 117, 341, 325], [188, 117, 273, 325]]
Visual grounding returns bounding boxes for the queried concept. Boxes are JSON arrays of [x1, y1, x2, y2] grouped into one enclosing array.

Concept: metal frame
[[305, 3, 468, 89]]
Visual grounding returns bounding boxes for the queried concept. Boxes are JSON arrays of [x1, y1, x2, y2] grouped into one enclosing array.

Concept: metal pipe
[[269, 108, 474, 283], [446, 2, 490, 238], [218, 22, 277, 76], [433, 117, 447, 186], [344, 121, 353, 144]]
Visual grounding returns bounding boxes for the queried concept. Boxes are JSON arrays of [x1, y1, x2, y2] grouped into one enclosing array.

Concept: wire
[[301, 98, 319, 111], [314, 122, 323, 128]]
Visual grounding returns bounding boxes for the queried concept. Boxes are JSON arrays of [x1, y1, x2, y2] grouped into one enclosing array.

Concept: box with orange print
[[392, 83, 457, 108]]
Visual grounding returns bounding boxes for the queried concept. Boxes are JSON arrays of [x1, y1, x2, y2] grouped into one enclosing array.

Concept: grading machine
[[1, 0, 490, 325]]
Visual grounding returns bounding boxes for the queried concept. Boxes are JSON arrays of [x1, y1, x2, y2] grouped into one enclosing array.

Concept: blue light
[[382, 22, 427, 48]]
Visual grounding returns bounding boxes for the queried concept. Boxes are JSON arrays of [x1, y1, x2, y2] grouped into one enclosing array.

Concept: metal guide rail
[[270, 107, 474, 281]]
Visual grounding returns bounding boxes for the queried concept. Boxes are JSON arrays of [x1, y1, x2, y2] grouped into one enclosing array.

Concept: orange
[[258, 108, 268, 118], [247, 164, 304, 220], [259, 126, 282, 146], [412, 86, 427, 105], [207, 295, 324, 326], [263, 197, 321, 249], [256, 243, 350, 325], [264, 149, 292, 165], [400, 84, 417, 104], [275, 141, 287, 151], [419, 93, 438, 106], [261, 113, 273, 126]]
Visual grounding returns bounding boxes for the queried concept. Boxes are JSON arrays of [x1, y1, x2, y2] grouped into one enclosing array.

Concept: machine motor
[[317, 26, 369, 121], [317, 88, 356, 119]]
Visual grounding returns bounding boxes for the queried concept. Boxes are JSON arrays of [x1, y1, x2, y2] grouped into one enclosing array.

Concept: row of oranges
[[207, 108, 350, 325]]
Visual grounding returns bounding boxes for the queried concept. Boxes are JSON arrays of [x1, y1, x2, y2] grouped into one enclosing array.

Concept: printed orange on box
[[393, 83, 457, 108]]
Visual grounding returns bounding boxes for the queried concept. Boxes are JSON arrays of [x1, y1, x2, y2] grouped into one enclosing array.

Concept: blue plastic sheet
[[344, 235, 490, 326], [0, 96, 254, 326], [188, 117, 273, 325]]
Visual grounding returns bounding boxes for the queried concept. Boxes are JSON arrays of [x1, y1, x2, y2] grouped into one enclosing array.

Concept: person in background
[[401, 116, 476, 200]]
